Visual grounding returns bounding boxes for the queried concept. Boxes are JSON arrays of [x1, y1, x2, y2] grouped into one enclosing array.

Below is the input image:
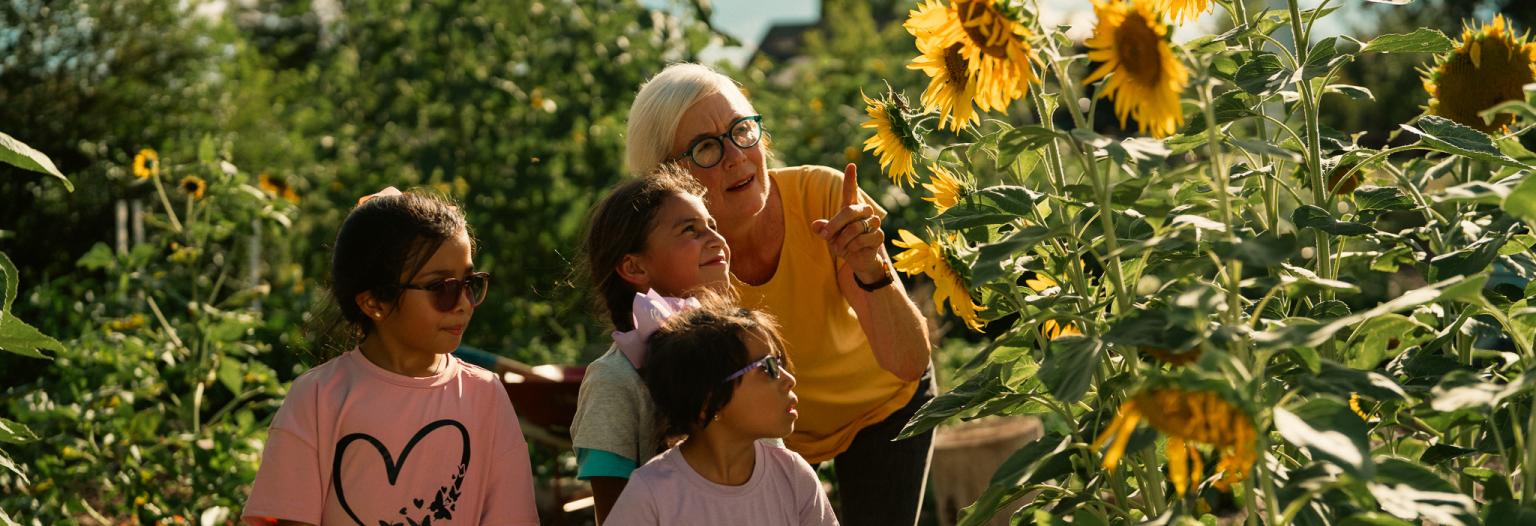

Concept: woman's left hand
[[812, 163, 887, 283]]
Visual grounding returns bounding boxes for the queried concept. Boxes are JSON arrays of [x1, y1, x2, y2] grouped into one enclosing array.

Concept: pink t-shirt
[[242, 350, 539, 526], [605, 440, 839, 526]]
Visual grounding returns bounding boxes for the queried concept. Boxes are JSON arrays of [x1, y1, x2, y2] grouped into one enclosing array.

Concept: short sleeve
[[576, 448, 640, 480], [795, 165, 888, 223], [479, 391, 541, 524], [788, 450, 840, 526], [570, 358, 646, 463], [242, 386, 323, 525], [601, 477, 659, 526]]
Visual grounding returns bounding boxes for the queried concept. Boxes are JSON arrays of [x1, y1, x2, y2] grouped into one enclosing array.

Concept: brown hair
[[307, 189, 471, 358], [641, 292, 791, 439], [581, 164, 706, 331]]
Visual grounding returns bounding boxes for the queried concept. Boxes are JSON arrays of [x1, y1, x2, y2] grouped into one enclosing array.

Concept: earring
[[373, 312, 382, 319]]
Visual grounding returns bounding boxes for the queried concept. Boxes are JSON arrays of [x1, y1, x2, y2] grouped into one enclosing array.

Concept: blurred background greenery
[[0, 0, 1531, 522]]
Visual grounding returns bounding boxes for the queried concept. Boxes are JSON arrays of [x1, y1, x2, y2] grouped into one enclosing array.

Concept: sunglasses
[[721, 354, 784, 384], [400, 272, 491, 312]]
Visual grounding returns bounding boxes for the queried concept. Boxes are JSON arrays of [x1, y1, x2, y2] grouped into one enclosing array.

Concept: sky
[[642, 0, 1369, 67]]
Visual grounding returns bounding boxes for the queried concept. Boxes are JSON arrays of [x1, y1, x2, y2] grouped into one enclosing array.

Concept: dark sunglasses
[[400, 272, 491, 312], [722, 354, 784, 383]]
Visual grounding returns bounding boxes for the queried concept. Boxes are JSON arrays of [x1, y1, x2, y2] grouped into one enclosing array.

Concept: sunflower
[[1023, 272, 1083, 340], [893, 229, 987, 331], [1154, 0, 1213, 24], [1349, 392, 1371, 422], [862, 90, 924, 187], [1083, 0, 1189, 138], [905, 0, 1038, 128], [1094, 387, 1258, 496], [258, 172, 300, 203], [922, 164, 965, 213], [909, 37, 981, 132], [1423, 15, 1536, 133], [132, 149, 159, 180], [179, 176, 206, 200]]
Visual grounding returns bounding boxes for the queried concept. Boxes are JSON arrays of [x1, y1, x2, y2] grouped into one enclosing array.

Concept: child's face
[[626, 194, 730, 296], [377, 229, 476, 356], [713, 330, 797, 439]]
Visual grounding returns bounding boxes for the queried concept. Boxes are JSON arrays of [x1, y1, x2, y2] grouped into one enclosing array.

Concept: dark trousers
[[826, 369, 937, 526]]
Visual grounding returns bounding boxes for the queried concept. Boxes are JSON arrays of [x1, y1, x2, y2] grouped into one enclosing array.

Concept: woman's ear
[[616, 254, 650, 290]]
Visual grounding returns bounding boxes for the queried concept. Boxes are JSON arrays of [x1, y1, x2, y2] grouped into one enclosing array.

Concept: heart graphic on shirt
[[332, 419, 471, 526]]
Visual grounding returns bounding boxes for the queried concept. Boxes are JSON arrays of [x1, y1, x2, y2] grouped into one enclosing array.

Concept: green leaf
[[957, 434, 1074, 526], [217, 357, 246, 394], [1429, 370, 1500, 412], [971, 225, 1067, 286], [1293, 205, 1375, 236], [1038, 336, 1102, 403], [1402, 116, 1530, 169], [0, 450, 25, 486], [1275, 398, 1374, 478], [0, 314, 60, 359], [1230, 137, 1303, 162], [0, 252, 15, 317], [997, 126, 1066, 168], [1302, 36, 1360, 80], [1368, 458, 1477, 525], [1362, 28, 1454, 54], [897, 363, 1009, 440], [1234, 53, 1290, 96], [1300, 360, 1410, 401], [0, 418, 37, 445], [1419, 444, 1475, 465], [0, 131, 71, 191], [1354, 186, 1414, 213], [1434, 181, 1513, 204], [1483, 500, 1536, 526], [1254, 274, 1489, 350], [1346, 314, 1429, 369], [1503, 175, 1536, 223], [1430, 232, 1508, 280], [1339, 513, 1415, 526], [0, 506, 19, 526]]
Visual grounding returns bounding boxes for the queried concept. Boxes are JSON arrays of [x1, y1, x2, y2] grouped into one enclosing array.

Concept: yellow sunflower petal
[[1083, 0, 1188, 138]]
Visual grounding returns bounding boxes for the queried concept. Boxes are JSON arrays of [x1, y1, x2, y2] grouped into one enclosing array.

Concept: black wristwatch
[[854, 267, 894, 292]]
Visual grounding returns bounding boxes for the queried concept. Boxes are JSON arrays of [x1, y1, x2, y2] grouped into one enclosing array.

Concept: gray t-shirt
[[570, 345, 661, 470]]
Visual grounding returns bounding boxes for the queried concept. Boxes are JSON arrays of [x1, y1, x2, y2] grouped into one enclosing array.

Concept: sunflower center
[[1433, 36, 1534, 132], [1113, 11, 1164, 84], [957, 0, 1013, 58], [943, 44, 970, 87]]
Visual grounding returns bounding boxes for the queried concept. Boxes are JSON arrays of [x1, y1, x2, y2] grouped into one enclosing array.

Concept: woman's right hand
[[811, 163, 888, 284]]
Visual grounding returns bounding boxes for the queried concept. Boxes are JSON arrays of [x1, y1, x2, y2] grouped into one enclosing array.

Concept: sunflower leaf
[[0, 314, 61, 359], [956, 434, 1073, 526], [1293, 205, 1376, 236], [0, 131, 71, 192], [1354, 186, 1415, 213], [896, 362, 1009, 441], [1275, 398, 1374, 478], [1234, 53, 1290, 96], [1038, 336, 1102, 404], [1402, 116, 1531, 169], [1362, 28, 1454, 54], [1502, 174, 1536, 224], [1302, 36, 1361, 80]]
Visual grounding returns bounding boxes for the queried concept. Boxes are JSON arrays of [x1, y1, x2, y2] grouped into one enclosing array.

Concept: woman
[[620, 63, 934, 526]]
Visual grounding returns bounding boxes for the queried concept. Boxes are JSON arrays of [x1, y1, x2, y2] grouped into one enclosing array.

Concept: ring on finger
[[862, 217, 876, 234]]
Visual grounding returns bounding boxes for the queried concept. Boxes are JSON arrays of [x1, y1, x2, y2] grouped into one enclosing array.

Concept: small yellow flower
[[893, 229, 986, 331], [1083, 0, 1189, 138], [258, 172, 300, 203], [179, 176, 206, 200], [862, 89, 923, 186], [106, 313, 147, 333], [1023, 272, 1083, 339], [134, 494, 147, 507], [922, 164, 965, 214], [1093, 387, 1257, 496], [1423, 15, 1536, 133], [1349, 392, 1371, 421], [132, 149, 159, 179]]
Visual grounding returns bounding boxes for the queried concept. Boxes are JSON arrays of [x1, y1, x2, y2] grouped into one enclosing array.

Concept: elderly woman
[[621, 63, 934, 525]]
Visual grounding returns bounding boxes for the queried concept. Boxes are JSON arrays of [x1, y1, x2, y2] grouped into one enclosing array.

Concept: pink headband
[[612, 289, 700, 368]]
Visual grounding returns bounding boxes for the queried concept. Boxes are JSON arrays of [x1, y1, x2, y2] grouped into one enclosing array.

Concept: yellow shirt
[[731, 165, 920, 463]]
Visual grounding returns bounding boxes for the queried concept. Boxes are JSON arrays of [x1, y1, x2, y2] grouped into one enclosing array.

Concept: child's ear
[[616, 254, 650, 290], [355, 291, 389, 320]]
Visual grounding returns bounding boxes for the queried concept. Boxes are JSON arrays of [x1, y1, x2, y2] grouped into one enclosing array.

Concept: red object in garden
[[502, 364, 586, 436]]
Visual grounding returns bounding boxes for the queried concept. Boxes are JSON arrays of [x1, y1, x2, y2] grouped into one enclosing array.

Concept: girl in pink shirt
[[605, 298, 838, 526], [242, 188, 539, 526]]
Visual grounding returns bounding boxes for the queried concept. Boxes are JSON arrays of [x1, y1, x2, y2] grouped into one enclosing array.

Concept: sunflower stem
[[1229, 0, 1281, 233], [1028, 84, 1097, 324], [1286, 0, 1336, 293], [1198, 76, 1245, 333], [150, 169, 184, 233]]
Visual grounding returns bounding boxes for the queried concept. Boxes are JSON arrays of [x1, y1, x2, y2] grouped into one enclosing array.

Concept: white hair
[[625, 63, 755, 177]]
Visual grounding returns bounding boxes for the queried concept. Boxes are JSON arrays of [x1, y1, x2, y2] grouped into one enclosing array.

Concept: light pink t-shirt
[[605, 440, 839, 526], [242, 350, 539, 526]]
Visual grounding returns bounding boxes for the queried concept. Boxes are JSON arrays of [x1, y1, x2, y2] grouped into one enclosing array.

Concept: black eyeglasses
[[401, 272, 491, 312], [722, 354, 784, 383], [673, 115, 763, 169]]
